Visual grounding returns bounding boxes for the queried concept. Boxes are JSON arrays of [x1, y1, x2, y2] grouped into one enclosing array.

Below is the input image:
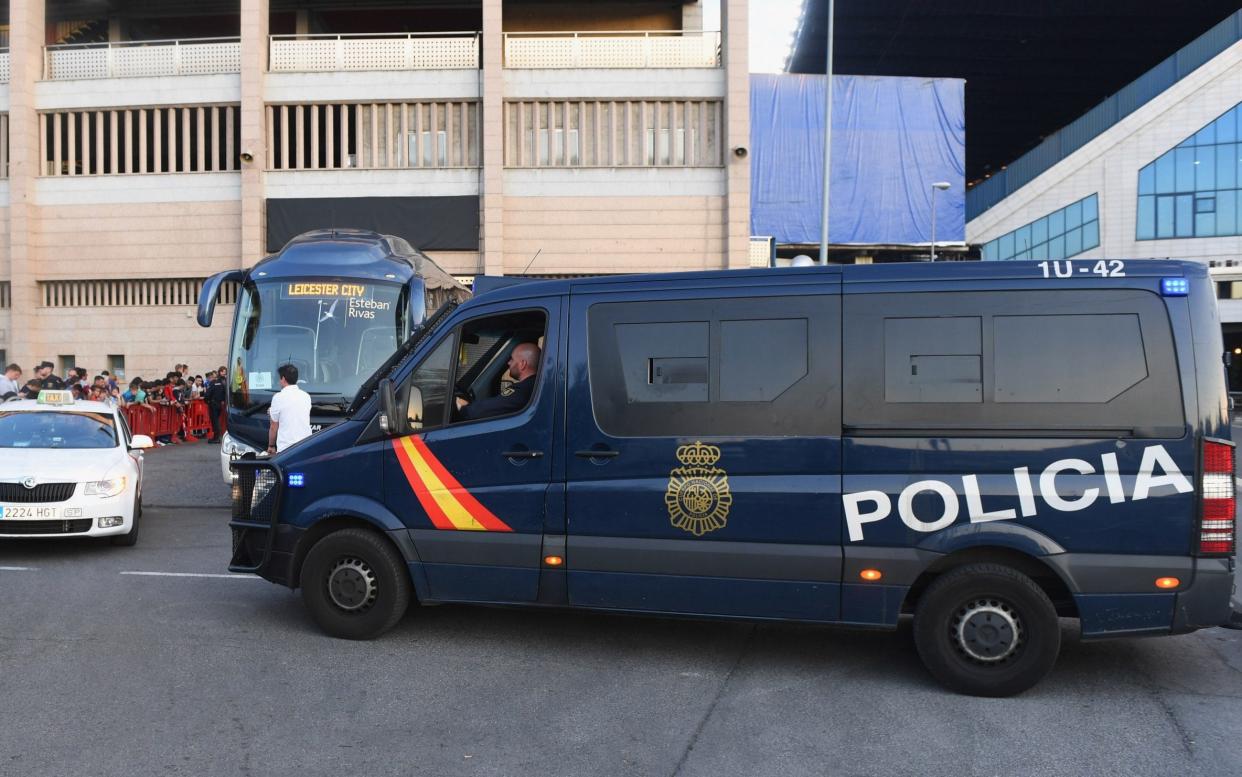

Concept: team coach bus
[[227, 259, 1239, 696]]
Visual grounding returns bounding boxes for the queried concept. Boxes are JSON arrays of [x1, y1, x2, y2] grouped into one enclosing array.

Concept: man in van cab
[[455, 342, 540, 422]]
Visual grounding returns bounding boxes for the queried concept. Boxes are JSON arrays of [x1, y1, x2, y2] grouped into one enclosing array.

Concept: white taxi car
[[0, 391, 152, 545]]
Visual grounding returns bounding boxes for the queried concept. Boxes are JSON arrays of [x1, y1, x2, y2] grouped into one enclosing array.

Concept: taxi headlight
[[85, 477, 126, 497]]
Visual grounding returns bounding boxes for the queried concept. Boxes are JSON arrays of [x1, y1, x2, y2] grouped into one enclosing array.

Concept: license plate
[[1, 506, 57, 519]]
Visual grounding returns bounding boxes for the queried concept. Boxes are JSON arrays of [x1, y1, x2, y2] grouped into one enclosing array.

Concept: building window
[[40, 106, 240, 176], [1137, 102, 1242, 240], [981, 194, 1100, 261], [504, 100, 723, 168]]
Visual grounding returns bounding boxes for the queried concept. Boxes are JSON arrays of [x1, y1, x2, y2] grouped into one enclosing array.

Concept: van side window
[[450, 309, 547, 424], [844, 289, 1184, 437], [404, 337, 454, 430], [617, 322, 709, 402], [588, 295, 841, 437], [994, 314, 1147, 403], [403, 309, 548, 429], [884, 317, 982, 403]]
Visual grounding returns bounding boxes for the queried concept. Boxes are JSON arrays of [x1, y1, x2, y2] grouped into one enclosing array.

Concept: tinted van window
[[843, 289, 1184, 437], [588, 295, 840, 437]]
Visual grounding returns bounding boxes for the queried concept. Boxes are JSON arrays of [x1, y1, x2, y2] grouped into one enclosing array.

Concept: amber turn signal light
[[1155, 577, 1179, 589], [859, 568, 883, 582], [543, 555, 564, 567]]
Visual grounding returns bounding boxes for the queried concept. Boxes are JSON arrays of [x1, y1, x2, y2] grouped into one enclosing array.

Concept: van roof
[[471, 259, 1203, 304]]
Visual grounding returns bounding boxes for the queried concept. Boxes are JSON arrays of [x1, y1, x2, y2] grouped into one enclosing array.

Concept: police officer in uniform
[[455, 342, 540, 421]]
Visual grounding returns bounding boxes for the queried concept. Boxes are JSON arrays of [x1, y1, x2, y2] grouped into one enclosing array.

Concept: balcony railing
[[269, 33, 480, 72], [0, 48, 10, 83], [44, 38, 241, 80], [503, 30, 720, 69]]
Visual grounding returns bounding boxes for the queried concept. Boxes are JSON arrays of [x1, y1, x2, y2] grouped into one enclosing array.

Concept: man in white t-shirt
[[267, 363, 313, 454]]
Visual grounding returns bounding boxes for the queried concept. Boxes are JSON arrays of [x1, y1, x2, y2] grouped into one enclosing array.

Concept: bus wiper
[[348, 300, 459, 415], [242, 400, 272, 417]]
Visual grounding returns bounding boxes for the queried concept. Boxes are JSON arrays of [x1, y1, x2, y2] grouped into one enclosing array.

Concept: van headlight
[[85, 477, 126, 497], [221, 432, 260, 458]]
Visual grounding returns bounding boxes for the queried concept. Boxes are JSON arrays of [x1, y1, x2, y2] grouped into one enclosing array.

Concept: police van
[[228, 260, 1238, 696]]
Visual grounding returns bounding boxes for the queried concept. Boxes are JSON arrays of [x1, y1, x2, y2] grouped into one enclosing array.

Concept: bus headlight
[[85, 477, 126, 497], [221, 432, 260, 458]]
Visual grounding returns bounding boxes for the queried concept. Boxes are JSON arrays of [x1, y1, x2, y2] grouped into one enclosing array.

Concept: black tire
[[300, 528, 412, 640], [110, 493, 141, 547], [913, 563, 1060, 697]]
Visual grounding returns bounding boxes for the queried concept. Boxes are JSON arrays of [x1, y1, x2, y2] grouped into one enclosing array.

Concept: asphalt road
[[0, 440, 1240, 777]]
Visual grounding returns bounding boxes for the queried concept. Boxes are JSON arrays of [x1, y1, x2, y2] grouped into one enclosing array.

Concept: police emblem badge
[[665, 441, 733, 536]]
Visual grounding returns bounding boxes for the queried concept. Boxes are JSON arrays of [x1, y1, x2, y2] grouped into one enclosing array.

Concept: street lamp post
[[929, 181, 951, 261], [819, 0, 835, 265]]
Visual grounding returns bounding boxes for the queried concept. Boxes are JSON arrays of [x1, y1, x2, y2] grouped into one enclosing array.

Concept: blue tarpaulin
[[750, 74, 965, 245]]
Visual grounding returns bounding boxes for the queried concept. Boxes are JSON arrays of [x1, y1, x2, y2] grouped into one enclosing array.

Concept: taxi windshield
[[0, 411, 118, 449]]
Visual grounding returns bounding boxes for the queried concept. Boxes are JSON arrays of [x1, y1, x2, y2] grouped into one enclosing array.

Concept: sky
[[702, 0, 806, 73]]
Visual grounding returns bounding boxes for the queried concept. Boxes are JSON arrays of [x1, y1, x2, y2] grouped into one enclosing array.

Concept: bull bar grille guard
[[229, 458, 285, 574]]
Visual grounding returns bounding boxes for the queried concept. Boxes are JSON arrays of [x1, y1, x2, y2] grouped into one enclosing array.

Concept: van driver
[[455, 342, 540, 421]]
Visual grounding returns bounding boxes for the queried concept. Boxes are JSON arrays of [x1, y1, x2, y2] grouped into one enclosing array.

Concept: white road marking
[[0, 566, 38, 571], [120, 571, 261, 580]]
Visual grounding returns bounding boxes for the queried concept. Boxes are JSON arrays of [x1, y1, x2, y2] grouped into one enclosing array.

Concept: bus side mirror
[[378, 378, 405, 436]]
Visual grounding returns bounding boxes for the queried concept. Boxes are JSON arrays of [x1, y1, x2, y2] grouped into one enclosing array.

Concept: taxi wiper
[[348, 300, 458, 415]]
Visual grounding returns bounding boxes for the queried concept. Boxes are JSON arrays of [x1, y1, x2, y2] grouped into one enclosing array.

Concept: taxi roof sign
[[37, 389, 75, 406]]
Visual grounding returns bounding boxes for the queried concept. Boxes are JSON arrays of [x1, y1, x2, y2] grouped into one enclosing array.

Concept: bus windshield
[[229, 279, 408, 412]]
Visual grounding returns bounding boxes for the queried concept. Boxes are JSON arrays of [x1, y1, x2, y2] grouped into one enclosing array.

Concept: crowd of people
[[0, 361, 229, 445]]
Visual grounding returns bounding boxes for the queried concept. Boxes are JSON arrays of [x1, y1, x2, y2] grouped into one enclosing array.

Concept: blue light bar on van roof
[[287, 472, 305, 488], [1161, 278, 1189, 296]]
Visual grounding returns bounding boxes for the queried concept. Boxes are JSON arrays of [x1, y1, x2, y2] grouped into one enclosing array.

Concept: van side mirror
[[407, 386, 424, 430], [378, 378, 404, 436]]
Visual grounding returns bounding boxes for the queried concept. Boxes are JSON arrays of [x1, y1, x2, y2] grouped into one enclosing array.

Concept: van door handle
[[502, 450, 544, 459], [574, 449, 619, 459]]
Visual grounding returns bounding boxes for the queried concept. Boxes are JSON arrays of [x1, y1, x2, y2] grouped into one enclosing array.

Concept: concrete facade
[[0, 0, 744, 378], [967, 40, 1242, 319]]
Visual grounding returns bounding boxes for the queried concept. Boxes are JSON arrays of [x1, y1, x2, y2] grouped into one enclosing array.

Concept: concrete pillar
[[8, 0, 45, 368], [722, 0, 750, 269], [682, 1, 704, 32], [107, 16, 123, 42], [480, 0, 505, 275], [239, 0, 269, 265]]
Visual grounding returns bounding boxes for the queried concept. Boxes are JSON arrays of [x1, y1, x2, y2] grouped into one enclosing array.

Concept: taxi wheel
[[913, 563, 1060, 697], [110, 493, 141, 547], [300, 528, 411, 640]]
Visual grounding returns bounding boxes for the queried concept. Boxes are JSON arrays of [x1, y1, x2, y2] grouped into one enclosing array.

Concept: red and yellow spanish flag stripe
[[392, 436, 512, 532]]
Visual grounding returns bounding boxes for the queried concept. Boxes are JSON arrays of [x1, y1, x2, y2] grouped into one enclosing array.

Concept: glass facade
[[981, 194, 1100, 261], [1137, 102, 1242, 240]]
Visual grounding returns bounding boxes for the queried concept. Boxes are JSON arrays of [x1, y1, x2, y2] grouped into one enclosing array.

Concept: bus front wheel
[[300, 528, 412, 640]]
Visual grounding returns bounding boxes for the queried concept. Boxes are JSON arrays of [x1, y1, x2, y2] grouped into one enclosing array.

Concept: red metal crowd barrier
[[124, 399, 217, 444], [185, 399, 214, 439], [123, 404, 157, 438]]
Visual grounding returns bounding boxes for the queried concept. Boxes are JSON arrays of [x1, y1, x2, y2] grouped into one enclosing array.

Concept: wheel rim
[[326, 556, 378, 613], [951, 598, 1024, 663]]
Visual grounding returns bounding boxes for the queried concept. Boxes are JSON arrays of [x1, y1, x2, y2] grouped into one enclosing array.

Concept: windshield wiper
[[242, 400, 272, 417], [348, 300, 459, 415]]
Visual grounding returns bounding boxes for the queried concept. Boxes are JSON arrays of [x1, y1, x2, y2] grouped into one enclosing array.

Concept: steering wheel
[[453, 384, 475, 403]]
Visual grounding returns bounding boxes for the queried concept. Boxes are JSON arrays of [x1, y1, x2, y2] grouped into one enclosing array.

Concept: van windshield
[[228, 279, 408, 413]]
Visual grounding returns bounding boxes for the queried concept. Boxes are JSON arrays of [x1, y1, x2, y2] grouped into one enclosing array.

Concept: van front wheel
[[300, 528, 412, 640], [913, 563, 1060, 697]]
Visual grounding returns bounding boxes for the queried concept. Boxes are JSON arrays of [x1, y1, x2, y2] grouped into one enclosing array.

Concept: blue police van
[[229, 259, 1238, 696]]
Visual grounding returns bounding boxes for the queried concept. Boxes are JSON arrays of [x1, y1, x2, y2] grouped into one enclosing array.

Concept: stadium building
[[0, 0, 750, 376]]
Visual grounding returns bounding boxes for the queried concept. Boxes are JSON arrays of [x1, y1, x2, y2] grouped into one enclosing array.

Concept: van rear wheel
[[300, 528, 411, 640], [913, 563, 1060, 697]]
